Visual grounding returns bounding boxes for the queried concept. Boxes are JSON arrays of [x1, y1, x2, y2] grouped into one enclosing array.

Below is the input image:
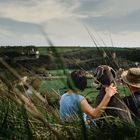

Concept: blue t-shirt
[[60, 92, 85, 120]]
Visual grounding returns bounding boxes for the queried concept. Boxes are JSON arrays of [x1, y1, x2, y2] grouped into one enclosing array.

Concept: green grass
[[39, 77, 130, 106], [48, 69, 69, 76], [0, 67, 138, 140], [37, 47, 81, 55], [1, 46, 140, 139]]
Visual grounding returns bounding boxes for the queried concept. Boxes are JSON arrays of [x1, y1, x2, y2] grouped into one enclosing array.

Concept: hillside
[[0, 46, 140, 71], [37, 47, 140, 70]]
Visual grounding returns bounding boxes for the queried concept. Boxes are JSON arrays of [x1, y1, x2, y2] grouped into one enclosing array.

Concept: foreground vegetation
[[0, 81, 138, 139], [0, 68, 139, 140], [0, 46, 140, 139]]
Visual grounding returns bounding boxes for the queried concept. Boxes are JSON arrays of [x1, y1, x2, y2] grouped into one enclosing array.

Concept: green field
[[0, 46, 140, 139], [40, 76, 130, 106], [0, 72, 134, 139], [0, 70, 135, 139]]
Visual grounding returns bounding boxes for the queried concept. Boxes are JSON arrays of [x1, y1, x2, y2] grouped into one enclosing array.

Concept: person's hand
[[105, 83, 117, 98]]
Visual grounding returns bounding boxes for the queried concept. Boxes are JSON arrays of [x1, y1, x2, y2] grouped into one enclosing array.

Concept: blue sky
[[0, 0, 140, 47]]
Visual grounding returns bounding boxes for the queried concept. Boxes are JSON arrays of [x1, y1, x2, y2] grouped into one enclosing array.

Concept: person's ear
[[111, 68, 116, 78], [94, 66, 104, 79]]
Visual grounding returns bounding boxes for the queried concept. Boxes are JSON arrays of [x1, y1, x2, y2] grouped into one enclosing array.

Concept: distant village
[[0, 46, 40, 61]]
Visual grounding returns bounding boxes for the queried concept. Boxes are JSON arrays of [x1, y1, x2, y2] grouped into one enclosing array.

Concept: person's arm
[[80, 84, 117, 118]]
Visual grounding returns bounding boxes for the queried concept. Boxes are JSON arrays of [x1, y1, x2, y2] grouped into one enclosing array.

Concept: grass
[[40, 76, 130, 97], [0, 58, 139, 140]]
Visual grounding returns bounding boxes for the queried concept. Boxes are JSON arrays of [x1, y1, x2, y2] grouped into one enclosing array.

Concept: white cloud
[[41, 18, 93, 45], [0, 0, 139, 24], [1, 25, 140, 47], [0, 0, 81, 23], [0, 28, 13, 36], [0, 31, 47, 46], [94, 0, 140, 17], [0, 0, 140, 47], [89, 30, 140, 47], [72, 0, 140, 19], [112, 32, 140, 47]]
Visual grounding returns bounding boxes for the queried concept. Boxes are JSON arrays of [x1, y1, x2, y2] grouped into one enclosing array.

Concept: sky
[[0, 0, 140, 47]]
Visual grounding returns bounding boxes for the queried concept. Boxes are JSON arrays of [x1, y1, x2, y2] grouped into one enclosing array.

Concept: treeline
[[0, 47, 140, 70], [19, 47, 140, 70], [60, 47, 140, 70]]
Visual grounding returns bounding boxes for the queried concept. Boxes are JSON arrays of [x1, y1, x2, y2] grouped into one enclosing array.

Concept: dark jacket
[[123, 91, 140, 117]]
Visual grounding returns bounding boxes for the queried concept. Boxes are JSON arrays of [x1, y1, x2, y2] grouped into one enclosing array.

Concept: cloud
[[112, 31, 140, 47], [0, 0, 81, 23], [82, 8, 140, 34], [100, 0, 140, 17], [0, 31, 47, 46], [69, 0, 140, 24], [41, 18, 94, 45], [0, 28, 14, 37], [0, 18, 40, 34], [83, 30, 140, 47], [0, 0, 140, 47]]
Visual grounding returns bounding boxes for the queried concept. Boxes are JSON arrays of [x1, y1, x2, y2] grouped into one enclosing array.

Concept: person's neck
[[67, 89, 80, 94]]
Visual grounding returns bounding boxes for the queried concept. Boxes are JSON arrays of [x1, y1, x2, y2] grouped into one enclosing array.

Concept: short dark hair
[[67, 70, 87, 91]]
